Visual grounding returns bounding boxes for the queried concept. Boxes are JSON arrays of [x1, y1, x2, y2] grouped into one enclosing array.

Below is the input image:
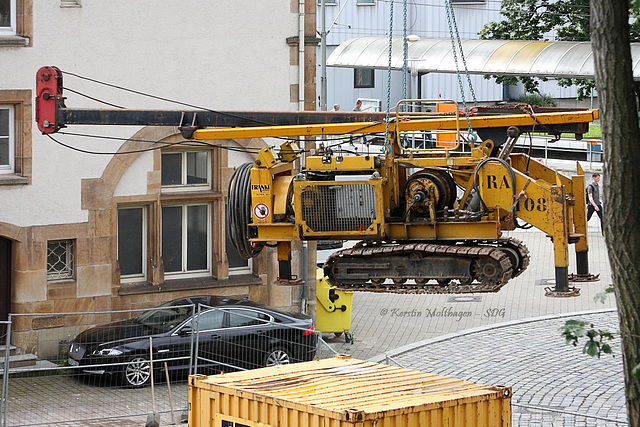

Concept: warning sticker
[[253, 203, 270, 220]]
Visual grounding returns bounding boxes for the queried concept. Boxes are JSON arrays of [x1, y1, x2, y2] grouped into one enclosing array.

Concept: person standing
[[586, 172, 604, 234], [331, 104, 340, 111], [353, 100, 362, 111]]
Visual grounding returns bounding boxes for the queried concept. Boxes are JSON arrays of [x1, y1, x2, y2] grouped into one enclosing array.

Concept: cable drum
[[227, 162, 263, 259]]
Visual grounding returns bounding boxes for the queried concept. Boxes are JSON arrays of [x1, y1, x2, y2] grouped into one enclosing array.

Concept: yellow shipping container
[[188, 356, 511, 427]]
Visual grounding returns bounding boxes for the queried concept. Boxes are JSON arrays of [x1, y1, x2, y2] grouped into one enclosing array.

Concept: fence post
[[2, 316, 12, 427], [193, 304, 202, 375], [188, 304, 196, 376]]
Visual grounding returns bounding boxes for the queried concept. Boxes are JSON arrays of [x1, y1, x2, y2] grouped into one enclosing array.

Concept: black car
[[67, 296, 317, 387]]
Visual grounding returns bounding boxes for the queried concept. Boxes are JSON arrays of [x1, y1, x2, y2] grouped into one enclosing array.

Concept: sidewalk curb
[[369, 308, 618, 363]]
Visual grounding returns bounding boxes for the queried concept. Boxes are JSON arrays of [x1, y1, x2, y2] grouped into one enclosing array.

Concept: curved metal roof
[[327, 36, 640, 80]]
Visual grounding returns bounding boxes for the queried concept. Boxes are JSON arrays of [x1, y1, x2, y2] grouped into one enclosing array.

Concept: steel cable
[[227, 163, 263, 259]]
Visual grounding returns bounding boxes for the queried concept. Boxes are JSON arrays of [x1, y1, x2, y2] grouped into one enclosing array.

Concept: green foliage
[[632, 363, 640, 379], [594, 284, 614, 304], [561, 285, 640, 378], [515, 93, 558, 107], [557, 78, 596, 101], [478, 0, 567, 41], [561, 320, 614, 358], [480, 0, 640, 99]]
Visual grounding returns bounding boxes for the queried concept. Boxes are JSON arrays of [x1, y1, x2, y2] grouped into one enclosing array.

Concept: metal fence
[[1, 321, 11, 427], [0, 304, 334, 426]]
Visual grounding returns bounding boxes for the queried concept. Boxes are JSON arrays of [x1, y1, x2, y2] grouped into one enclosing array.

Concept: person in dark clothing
[[586, 173, 604, 234]]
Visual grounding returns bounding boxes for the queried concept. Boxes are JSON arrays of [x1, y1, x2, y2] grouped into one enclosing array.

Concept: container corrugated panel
[[189, 356, 511, 427]]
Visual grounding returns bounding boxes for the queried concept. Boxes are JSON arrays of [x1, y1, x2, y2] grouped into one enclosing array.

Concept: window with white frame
[[0, 0, 16, 35], [356, 0, 375, 4], [117, 206, 147, 280], [354, 68, 375, 88], [47, 240, 74, 281], [0, 105, 14, 174], [161, 151, 210, 191], [317, 0, 337, 5], [162, 203, 210, 277]]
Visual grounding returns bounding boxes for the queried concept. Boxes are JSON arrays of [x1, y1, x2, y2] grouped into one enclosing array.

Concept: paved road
[[325, 223, 614, 361], [6, 215, 625, 426], [322, 222, 625, 426], [385, 309, 625, 426]]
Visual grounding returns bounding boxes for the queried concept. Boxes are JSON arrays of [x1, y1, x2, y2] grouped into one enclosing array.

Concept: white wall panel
[[0, 0, 299, 227], [318, 0, 583, 110]]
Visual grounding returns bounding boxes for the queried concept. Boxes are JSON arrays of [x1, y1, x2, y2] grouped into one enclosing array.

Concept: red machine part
[[35, 66, 63, 134]]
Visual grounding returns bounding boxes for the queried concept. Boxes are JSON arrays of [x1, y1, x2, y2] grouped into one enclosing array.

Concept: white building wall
[[0, 0, 299, 227], [319, 0, 580, 111]]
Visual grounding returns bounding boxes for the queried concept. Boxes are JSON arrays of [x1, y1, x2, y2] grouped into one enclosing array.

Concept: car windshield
[[136, 302, 193, 333]]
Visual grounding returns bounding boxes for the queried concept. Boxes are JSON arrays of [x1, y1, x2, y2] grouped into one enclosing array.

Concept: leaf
[[584, 340, 600, 357], [562, 319, 587, 336], [600, 330, 615, 340], [632, 363, 640, 379], [479, 0, 640, 95], [594, 284, 615, 304]]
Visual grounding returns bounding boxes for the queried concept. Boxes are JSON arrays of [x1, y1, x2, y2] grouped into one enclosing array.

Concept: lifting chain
[[445, 0, 478, 142], [384, 0, 395, 154], [402, 0, 409, 105]]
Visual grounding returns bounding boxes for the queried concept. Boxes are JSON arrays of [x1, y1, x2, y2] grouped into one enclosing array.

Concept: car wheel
[[122, 356, 151, 387], [264, 347, 291, 367]]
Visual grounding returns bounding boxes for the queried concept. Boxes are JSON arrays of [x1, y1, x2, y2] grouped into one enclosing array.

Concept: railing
[[1, 320, 11, 427], [0, 305, 335, 426]]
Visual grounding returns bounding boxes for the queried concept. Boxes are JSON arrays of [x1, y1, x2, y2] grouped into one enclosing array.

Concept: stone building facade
[[0, 0, 318, 356]]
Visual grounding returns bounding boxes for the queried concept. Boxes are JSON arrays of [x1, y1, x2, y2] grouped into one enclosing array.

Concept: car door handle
[[204, 334, 221, 339]]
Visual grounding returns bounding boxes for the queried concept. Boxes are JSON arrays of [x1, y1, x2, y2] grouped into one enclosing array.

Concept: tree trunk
[[591, 1, 640, 425]]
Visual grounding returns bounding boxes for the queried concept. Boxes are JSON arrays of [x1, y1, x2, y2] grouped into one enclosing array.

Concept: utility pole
[[320, 0, 327, 111]]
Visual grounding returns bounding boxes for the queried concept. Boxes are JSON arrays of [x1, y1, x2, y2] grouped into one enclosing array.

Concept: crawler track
[[324, 237, 529, 294]]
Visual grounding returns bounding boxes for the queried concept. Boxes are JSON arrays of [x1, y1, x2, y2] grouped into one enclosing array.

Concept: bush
[[515, 93, 558, 107]]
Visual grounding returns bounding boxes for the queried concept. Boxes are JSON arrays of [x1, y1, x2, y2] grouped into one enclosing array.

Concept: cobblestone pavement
[[326, 225, 614, 361], [387, 310, 626, 426], [3, 374, 189, 426], [5, 216, 625, 426]]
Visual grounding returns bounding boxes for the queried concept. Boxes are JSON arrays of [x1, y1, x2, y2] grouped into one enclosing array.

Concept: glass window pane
[[47, 240, 74, 280], [47, 242, 67, 272], [0, 109, 8, 135], [196, 309, 224, 330], [0, 0, 11, 28], [0, 138, 8, 166], [161, 153, 182, 186], [226, 226, 248, 269], [228, 309, 270, 328], [186, 151, 208, 184], [186, 204, 208, 271], [354, 68, 374, 88], [162, 206, 183, 272], [0, 108, 10, 168], [118, 207, 144, 276]]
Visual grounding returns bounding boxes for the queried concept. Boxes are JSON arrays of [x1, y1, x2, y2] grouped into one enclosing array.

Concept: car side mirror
[[179, 326, 192, 336]]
